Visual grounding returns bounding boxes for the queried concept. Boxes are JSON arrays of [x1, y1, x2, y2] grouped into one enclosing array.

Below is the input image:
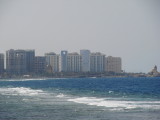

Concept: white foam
[[1, 78, 67, 82], [0, 87, 45, 96], [56, 93, 65, 98], [108, 91, 114, 94], [6, 78, 47, 81], [68, 97, 160, 111]]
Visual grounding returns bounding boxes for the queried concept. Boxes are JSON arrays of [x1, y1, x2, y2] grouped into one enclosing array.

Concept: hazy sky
[[0, 0, 160, 73]]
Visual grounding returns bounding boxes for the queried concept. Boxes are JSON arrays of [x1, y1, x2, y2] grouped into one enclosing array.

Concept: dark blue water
[[0, 77, 160, 120]]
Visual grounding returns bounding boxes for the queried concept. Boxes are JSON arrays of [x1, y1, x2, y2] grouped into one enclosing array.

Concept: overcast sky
[[0, 0, 160, 73]]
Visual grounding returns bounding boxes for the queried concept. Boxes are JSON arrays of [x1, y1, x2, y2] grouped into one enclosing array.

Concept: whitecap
[[0, 87, 45, 96], [56, 93, 65, 98], [6, 78, 47, 81], [68, 97, 160, 111], [108, 91, 114, 94]]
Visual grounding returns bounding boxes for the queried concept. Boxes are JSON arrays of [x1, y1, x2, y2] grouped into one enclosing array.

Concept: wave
[[5, 78, 47, 81], [0, 87, 46, 96], [68, 97, 160, 111], [0, 78, 68, 82], [1, 86, 160, 112], [56, 93, 66, 98]]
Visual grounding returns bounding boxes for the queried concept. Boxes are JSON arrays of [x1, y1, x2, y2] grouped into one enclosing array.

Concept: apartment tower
[[45, 52, 60, 72], [80, 50, 90, 72], [0, 53, 4, 74], [105, 56, 122, 73], [90, 52, 105, 72], [34, 56, 45, 74], [67, 53, 82, 72], [60, 51, 68, 72], [6, 49, 35, 75]]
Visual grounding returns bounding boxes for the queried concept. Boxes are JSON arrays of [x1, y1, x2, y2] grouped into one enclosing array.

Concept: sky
[[0, 0, 160, 73]]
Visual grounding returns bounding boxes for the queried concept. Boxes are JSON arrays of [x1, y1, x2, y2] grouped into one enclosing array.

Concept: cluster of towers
[[0, 49, 122, 75]]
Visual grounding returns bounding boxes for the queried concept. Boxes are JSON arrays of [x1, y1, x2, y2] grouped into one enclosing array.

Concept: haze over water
[[0, 0, 160, 73]]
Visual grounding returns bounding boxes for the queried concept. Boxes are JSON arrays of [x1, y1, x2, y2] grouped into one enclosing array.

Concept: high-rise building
[[6, 49, 15, 74], [90, 52, 105, 72], [105, 56, 122, 73], [26, 50, 35, 73], [14, 50, 27, 74], [0, 53, 4, 74], [60, 51, 68, 72], [6, 49, 35, 75], [80, 50, 90, 72], [34, 56, 45, 74], [45, 52, 60, 72], [6, 49, 27, 74], [67, 53, 82, 72]]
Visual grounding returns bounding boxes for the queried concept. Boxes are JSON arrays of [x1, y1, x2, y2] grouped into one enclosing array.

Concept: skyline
[[0, 0, 160, 73], [0, 48, 158, 74], [3, 49, 122, 75]]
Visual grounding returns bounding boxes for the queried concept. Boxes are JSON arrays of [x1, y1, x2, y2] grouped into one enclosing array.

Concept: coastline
[[0, 72, 160, 80]]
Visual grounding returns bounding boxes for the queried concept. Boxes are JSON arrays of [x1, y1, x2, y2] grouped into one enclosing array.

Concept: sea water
[[0, 77, 160, 120]]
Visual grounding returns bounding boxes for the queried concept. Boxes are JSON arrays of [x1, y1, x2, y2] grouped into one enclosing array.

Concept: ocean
[[0, 77, 160, 120]]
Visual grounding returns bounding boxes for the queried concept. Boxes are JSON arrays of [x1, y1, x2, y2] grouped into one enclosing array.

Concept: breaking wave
[[68, 97, 160, 111], [0, 87, 46, 96], [1, 86, 160, 112]]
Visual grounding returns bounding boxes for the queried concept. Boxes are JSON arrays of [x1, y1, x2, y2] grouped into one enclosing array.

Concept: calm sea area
[[0, 77, 160, 120]]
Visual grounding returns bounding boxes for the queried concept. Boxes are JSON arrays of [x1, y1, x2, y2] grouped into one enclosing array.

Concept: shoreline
[[0, 74, 160, 80]]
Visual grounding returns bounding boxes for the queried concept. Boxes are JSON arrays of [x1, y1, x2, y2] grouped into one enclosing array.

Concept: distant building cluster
[[0, 49, 122, 75], [148, 65, 160, 77]]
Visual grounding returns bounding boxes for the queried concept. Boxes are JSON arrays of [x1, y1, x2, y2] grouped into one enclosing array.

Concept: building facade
[[4, 49, 122, 75], [34, 56, 45, 74], [26, 50, 35, 73], [90, 52, 105, 72], [0, 53, 4, 74], [67, 53, 82, 72], [6, 49, 15, 74], [105, 56, 122, 73], [60, 51, 68, 72], [45, 52, 60, 72], [6, 49, 35, 75], [6, 49, 27, 74], [14, 50, 27, 74], [80, 50, 90, 72]]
